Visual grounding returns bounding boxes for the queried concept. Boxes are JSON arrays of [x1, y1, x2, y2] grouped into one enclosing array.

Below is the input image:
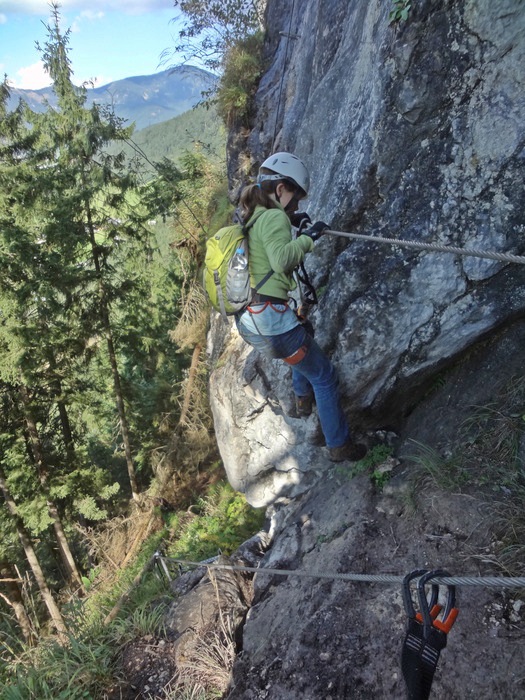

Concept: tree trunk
[[47, 500, 85, 593], [104, 321, 140, 501], [51, 370, 92, 573], [43, 353, 76, 461], [19, 384, 84, 591], [0, 466, 68, 642], [51, 372, 76, 465], [0, 560, 36, 646], [83, 192, 140, 501], [57, 397, 75, 456]]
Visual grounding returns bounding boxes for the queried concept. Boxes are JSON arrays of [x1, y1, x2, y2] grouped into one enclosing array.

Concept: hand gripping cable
[[401, 569, 459, 700]]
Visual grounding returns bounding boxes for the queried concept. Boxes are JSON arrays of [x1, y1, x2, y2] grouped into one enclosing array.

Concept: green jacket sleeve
[[256, 208, 314, 273]]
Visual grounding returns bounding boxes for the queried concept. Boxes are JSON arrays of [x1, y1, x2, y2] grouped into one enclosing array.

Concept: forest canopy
[[0, 3, 228, 654]]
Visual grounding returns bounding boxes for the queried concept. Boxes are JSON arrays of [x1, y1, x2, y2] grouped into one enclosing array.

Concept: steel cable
[[326, 229, 525, 265], [160, 556, 525, 589]]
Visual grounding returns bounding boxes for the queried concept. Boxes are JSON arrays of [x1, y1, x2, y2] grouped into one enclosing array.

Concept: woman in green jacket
[[235, 152, 366, 463]]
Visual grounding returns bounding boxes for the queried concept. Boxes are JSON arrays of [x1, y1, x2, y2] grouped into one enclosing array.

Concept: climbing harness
[[235, 209, 317, 362], [401, 569, 459, 700]]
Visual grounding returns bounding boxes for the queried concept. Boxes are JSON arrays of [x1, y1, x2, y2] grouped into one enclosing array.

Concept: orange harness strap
[[246, 301, 289, 314], [282, 345, 308, 365]]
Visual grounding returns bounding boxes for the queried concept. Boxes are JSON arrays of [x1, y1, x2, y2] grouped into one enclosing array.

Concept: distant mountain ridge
[[7, 66, 217, 131], [106, 102, 226, 174]]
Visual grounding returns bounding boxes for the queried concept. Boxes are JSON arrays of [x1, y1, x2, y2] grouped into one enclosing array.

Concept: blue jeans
[[235, 319, 350, 448]]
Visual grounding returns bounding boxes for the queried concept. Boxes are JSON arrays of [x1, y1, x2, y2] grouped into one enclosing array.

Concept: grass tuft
[[406, 376, 525, 574]]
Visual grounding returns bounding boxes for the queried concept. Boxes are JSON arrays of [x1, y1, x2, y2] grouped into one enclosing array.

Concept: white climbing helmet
[[257, 152, 310, 198]]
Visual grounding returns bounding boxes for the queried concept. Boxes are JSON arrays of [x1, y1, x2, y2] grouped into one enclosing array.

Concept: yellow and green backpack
[[203, 213, 272, 319]]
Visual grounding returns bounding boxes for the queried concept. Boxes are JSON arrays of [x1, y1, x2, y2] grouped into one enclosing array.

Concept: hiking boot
[[295, 393, 314, 417], [328, 440, 367, 463]]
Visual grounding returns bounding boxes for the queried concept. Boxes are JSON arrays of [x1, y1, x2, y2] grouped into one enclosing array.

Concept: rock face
[[226, 468, 525, 699], [200, 3, 525, 697], [208, 315, 336, 507], [209, 0, 525, 507], [212, 323, 525, 698]]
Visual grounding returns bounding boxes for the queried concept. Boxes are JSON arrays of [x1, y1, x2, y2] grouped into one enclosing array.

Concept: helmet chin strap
[[284, 191, 301, 214], [274, 183, 299, 213]]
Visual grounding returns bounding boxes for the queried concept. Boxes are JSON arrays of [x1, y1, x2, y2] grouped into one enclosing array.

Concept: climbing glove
[[301, 221, 330, 242], [289, 211, 311, 229]]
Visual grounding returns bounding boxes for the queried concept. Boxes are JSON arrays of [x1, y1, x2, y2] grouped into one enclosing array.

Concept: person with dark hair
[[235, 152, 367, 463]]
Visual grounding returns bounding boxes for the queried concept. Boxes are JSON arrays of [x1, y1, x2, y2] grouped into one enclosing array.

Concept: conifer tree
[[33, 5, 163, 500], [0, 463, 67, 641], [35, 9, 138, 498], [0, 81, 99, 590], [18, 384, 84, 591]]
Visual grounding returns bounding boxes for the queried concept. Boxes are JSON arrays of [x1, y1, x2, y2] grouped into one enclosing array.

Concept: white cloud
[[71, 9, 104, 33], [13, 60, 51, 89], [79, 10, 105, 20], [10, 60, 114, 89], [0, 13, 7, 23]]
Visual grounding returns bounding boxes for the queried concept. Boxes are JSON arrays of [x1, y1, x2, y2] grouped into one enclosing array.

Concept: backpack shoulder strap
[[243, 207, 267, 232]]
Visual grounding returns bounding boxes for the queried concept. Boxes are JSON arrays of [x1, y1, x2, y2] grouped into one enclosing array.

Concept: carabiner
[[402, 569, 428, 620], [403, 569, 440, 620], [417, 569, 459, 638]]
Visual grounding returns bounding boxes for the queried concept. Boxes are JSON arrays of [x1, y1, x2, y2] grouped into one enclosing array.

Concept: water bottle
[[227, 243, 250, 304], [231, 246, 248, 272]]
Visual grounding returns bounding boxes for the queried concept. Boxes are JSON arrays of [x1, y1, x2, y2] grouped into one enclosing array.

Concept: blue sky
[[0, 1, 187, 89]]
